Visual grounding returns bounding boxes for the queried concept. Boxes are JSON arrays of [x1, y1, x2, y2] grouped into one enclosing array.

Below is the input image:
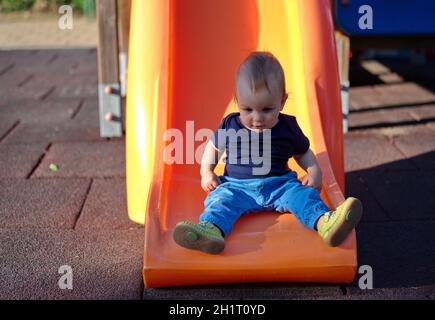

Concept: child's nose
[[254, 116, 264, 123]]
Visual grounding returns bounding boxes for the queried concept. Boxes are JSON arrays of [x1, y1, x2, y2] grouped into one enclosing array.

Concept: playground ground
[[0, 14, 434, 300]]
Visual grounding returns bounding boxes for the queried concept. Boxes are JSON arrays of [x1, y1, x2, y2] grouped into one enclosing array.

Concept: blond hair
[[234, 51, 286, 102]]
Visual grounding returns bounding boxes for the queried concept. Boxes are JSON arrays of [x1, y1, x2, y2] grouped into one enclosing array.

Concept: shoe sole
[[173, 223, 225, 255], [323, 197, 363, 247]]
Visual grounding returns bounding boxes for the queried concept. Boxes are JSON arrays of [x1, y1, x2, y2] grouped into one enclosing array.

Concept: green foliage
[[58, 0, 84, 11], [0, 0, 35, 12], [55, 0, 95, 12], [0, 0, 95, 14]]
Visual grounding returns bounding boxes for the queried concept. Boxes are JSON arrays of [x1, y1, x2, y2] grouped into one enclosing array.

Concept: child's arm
[[293, 149, 323, 192], [200, 140, 224, 192]]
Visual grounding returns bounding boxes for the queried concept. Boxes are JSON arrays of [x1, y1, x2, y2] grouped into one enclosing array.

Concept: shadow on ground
[[346, 151, 435, 289]]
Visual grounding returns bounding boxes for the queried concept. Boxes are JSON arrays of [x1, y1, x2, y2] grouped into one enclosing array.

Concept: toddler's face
[[236, 78, 286, 132]]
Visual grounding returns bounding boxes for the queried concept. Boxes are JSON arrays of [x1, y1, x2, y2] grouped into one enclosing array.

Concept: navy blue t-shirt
[[210, 112, 310, 179]]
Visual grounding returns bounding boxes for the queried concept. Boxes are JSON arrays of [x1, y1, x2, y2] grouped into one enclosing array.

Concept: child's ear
[[280, 93, 288, 109]]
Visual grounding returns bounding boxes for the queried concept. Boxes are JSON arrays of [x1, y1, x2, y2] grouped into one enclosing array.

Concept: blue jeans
[[199, 171, 330, 236]]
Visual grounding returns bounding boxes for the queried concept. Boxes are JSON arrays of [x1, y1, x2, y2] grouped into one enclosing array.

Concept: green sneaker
[[173, 221, 225, 254], [318, 197, 363, 247]]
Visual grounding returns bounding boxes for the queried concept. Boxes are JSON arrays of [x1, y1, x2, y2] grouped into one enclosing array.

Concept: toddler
[[173, 52, 362, 254]]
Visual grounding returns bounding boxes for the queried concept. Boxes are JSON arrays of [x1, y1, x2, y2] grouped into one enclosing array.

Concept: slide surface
[[126, 0, 357, 288]]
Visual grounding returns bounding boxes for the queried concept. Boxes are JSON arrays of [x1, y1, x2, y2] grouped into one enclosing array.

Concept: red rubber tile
[[75, 178, 141, 230], [33, 142, 125, 178], [0, 178, 90, 229], [0, 228, 143, 299], [0, 143, 48, 178], [344, 132, 414, 172]]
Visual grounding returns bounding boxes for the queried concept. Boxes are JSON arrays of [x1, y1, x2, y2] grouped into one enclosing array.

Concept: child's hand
[[201, 171, 221, 192], [301, 171, 323, 192]]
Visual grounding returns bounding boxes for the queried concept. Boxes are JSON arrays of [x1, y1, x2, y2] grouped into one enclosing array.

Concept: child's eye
[[263, 108, 273, 113], [244, 108, 252, 112]]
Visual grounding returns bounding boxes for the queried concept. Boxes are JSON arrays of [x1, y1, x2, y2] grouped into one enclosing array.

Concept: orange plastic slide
[[126, 0, 357, 288]]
